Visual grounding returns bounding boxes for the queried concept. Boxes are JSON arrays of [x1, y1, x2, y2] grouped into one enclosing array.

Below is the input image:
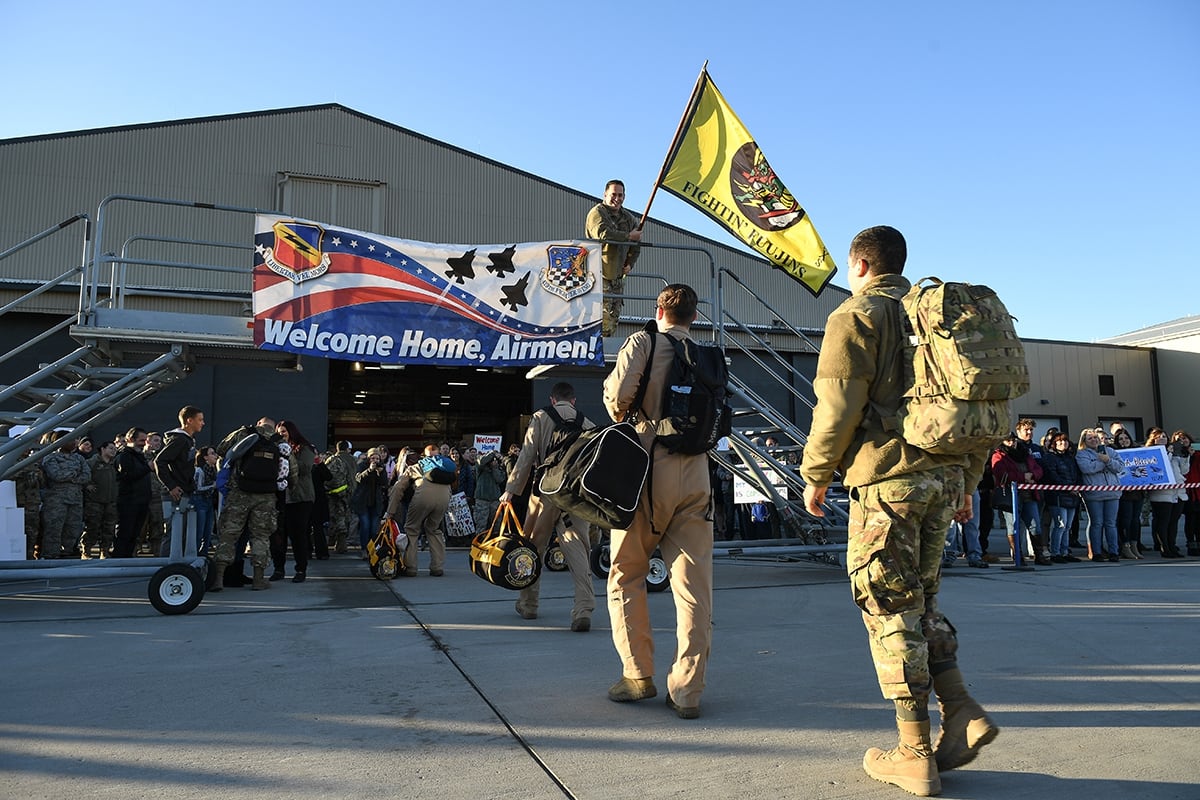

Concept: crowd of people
[[10, 413, 532, 585], [949, 419, 1200, 568]]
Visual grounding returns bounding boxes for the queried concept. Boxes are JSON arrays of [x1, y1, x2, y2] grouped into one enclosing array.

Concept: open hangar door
[[328, 360, 536, 452]]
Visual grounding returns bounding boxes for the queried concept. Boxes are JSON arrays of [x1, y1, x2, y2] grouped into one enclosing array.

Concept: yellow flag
[[660, 70, 837, 296]]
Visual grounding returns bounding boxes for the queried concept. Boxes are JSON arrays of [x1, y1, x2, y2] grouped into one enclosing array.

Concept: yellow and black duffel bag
[[368, 518, 405, 580], [469, 503, 541, 591]]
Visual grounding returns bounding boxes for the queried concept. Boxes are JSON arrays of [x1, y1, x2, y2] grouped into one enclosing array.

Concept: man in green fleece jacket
[[800, 225, 997, 797], [585, 179, 641, 337]]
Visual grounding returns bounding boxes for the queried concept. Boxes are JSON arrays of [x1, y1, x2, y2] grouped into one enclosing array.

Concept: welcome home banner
[[253, 215, 604, 367]]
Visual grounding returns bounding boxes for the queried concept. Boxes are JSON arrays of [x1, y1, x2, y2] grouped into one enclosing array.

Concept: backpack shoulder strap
[[629, 321, 660, 423]]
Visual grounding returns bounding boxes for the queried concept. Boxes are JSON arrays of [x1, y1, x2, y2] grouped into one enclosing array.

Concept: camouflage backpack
[[896, 277, 1029, 455]]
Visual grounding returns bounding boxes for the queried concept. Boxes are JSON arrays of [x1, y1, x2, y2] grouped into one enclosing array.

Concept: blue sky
[[4, 1, 1197, 342]]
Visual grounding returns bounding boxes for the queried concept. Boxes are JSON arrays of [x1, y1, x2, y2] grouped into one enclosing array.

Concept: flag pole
[[637, 61, 709, 231]]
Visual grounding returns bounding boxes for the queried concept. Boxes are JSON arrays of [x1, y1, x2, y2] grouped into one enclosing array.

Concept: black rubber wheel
[[148, 564, 205, 615], [590, 543, 611, 578], [545, 545, 568, 571], [647, 550, 670, 593]]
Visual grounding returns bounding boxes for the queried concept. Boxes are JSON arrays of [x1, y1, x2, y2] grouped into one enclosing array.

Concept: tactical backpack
[[227, 433, 282, 493], [642, 320, 732, 455], [540, 406, 585, 477], [419, 454, 457, 485], [896, 278, 1030, 454]]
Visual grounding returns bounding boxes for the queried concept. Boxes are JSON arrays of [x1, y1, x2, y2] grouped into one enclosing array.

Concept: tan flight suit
[[386, 465, 451, 575], [603, 321, 714, 709], [505, 400, 596, 624]]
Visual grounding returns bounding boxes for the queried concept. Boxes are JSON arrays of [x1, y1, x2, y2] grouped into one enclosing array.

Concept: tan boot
[[863, 719, 940, 796], [207, 561, 228, 592], [252, 566, 270, 591], [607, 676, 657, 702], [933, 668, 999, 771]]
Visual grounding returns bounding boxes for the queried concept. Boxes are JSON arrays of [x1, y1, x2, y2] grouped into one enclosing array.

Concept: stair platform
[[72, 308, 299, 369]]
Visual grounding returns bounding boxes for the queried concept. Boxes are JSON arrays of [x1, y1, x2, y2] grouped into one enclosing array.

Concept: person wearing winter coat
[[1076, 428, 1126, 562], [1112, 428, 1147, 559], [990, 433, 1048, 565], [1145, 428, 1187, 558], [1174, 430, 1200, 556], [1040, 433, 1083, 563]]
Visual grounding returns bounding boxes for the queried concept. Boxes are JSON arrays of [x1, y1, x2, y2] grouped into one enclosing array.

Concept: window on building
[[1098, 374, 1115, 396]]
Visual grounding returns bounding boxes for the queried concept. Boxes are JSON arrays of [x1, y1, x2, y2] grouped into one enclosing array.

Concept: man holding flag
[[585, 179, 641, 337]]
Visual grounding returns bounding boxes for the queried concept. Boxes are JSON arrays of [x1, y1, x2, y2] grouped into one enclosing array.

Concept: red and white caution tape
[[1014, 483, 1200, 491]]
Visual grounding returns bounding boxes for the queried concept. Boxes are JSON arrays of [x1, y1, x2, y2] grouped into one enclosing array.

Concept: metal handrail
[[720, 266, 823, 353], [0, 213, 91, 367], [0, 212, 90, 263], [88, 194, 271, 313]]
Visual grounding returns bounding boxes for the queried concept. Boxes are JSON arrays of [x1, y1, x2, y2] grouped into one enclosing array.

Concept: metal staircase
[[0, 213, 177, 478], [0, 197, 296, 481], [711, 268, 849, 558]]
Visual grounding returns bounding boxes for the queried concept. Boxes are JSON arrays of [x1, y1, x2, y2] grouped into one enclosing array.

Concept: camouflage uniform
[[211, 423, 280, 573], [800, 273, 984, 703], [325, 450, 358, 553], [143, 467, 167, 556], [40, 451, 90, 558], [801, 243, 999, 790], [847, 465, 965, 699], [83, 455, 119, 557], [14, 461, 43, 559], [211, 486, 276, 570], [586, 201, 640, 337]]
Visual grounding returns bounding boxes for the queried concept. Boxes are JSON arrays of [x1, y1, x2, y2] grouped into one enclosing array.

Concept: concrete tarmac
[[1, 549, 1198, 799]]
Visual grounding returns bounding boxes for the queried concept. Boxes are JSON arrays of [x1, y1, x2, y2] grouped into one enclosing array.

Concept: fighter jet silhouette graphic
[[445, 248, 477, 284], [486, 245, 518, 278], [500, 272, 531, 312]]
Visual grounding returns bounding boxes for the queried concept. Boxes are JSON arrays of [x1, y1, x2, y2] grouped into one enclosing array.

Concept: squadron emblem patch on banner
[[540, 245, 595, 301], [262, 220, 331, 283]]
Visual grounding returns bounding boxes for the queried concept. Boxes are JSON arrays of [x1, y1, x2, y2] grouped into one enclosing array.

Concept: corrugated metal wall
[[1021, 340, 1157, 436], [0, 104, 848, 341]]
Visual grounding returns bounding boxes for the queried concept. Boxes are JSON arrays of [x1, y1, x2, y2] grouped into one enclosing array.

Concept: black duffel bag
[[537, 421, 649, 530]]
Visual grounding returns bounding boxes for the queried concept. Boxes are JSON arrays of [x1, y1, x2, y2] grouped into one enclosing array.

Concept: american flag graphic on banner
[[253, 215, 603, 367]]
